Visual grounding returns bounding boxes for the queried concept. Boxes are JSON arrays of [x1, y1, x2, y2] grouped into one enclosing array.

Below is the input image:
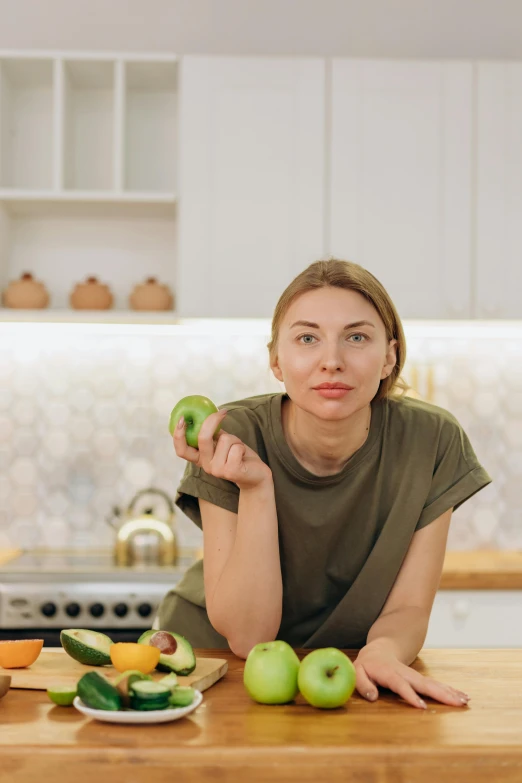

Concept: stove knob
[[113, 603, 128, 618], [136, 602, 153, 618], [89, 603, 105, 618], [40, 602, 57, 618], [65, 602, 81, 618]]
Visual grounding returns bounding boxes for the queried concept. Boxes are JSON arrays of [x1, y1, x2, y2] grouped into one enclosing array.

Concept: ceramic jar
[[70, 277, 114, 310], [1, 273, 50, 309], [129, 277, 174, 311]]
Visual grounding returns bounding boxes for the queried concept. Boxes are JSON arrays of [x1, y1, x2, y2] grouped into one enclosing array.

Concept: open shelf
[[0, 51, 179, 318], [62, 60, 115, 191], [124, 60, 178, 192], [0, 189, 177, 218], [0, 58, 54, 189], [0, 308, 180, 324], [0, 52, 179, 199]]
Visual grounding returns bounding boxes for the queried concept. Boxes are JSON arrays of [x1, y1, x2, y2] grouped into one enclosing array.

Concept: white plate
[[72, 690, 203, 724]]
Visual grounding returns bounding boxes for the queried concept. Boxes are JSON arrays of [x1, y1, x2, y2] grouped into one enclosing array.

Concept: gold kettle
[[108, 488, 178, 567]]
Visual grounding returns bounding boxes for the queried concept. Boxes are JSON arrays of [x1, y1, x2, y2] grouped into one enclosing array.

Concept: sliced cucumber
[[159, 672, 178, 689], [130, 680, 171, 697], [113, 669, 152, 706], [129, 679, 171, 711], [168, 686, 196, 708]]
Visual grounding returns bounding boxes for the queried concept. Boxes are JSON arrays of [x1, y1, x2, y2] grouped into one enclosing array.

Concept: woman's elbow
[[208, 612, 279, 658], [227, 635, 278, 660], [228, 638, 250, 659]]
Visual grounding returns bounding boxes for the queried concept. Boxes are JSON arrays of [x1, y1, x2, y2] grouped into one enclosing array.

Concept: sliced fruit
[[60, 629, 113, 666], [110, 642, 160, 674], [137, 630, 196, 675], [113, 669, 152, 707], [47, 685, 77, 706], [0, 639, 43, 669], [129, 679, 171, 711], [168, 686, 196, 708], [77, 671, 121, 711], [0, 675, 11, 698], [159, 672, 178, 690]]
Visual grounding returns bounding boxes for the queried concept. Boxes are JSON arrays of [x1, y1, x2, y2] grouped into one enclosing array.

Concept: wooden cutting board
[[2, 649, 228, 692]]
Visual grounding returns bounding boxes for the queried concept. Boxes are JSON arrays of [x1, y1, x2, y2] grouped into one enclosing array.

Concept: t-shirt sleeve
[[175, 461, 240, 531], [174, 405, 263, 531], [415, 415, 493, 531]]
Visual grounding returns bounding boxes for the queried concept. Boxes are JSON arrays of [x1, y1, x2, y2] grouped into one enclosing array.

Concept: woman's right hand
[[173, 409, 272, 491]]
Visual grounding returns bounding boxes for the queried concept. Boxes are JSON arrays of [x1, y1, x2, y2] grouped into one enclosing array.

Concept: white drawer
[[424, 591, 522, 647]]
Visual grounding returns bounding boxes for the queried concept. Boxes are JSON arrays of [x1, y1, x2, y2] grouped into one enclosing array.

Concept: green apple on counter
[[168, 395, 222, 448], [297, 648, 356, 709], [243, 641, 300, 705]]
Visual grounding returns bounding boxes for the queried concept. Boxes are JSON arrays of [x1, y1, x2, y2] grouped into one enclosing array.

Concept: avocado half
[[60, 629, 113, 666], [137, 630, 196, 675]]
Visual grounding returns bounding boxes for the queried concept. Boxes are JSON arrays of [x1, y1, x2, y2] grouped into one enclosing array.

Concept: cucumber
[[113, 669, 152, 707], [168, 686, 196, 708], [129, 679, 171, 711], [159, 672, 178, 690], [77, 671, 121, 711]]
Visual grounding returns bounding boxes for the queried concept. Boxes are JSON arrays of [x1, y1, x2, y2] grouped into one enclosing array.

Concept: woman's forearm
[[364, 606, 431, 666], [207, 475, 283, 658]]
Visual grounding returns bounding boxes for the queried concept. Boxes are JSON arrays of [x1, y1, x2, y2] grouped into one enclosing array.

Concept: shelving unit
[[0, 58, 54, 190], [0, 51, 178, 314], [62, 59, 115, 191], [124, 60, 178, 192]]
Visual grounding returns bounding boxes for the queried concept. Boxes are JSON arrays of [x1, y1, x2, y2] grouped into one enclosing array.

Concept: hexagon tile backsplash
[[0, 321, 517, 552]]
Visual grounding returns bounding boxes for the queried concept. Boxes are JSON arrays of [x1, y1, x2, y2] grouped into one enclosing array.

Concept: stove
[[0, 548, 200, 644]]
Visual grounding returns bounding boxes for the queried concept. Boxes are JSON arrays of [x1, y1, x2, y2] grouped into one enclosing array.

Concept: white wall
[[0, 0, 521, 58]]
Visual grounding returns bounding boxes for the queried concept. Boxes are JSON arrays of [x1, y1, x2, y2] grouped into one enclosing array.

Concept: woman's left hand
[[353, 644, 470, 709]]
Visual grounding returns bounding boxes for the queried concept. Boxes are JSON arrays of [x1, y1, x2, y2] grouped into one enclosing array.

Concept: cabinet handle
[[453, 599, 470, 620], [481, 303, 501, 318], [447, 304, 466, 319]]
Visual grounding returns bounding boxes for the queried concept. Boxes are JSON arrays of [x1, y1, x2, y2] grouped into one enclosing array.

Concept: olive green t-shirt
[[157, 392, 492, 649]]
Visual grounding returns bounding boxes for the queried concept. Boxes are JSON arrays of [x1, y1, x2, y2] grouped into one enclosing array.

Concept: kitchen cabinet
[[426, 590, 522, 647], [2, 52, 522, 323], [428, 551, 522, 648], [476, 62, 522, 318], [329, 59, 473, 320], [0, 52, 178, 311], [177, 56, 325, 318]]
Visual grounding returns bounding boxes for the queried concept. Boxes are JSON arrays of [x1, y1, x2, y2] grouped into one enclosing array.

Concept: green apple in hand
[[168, 395, 222, 448], [297, 648, 356, 709], [243, 641, 300, 705]]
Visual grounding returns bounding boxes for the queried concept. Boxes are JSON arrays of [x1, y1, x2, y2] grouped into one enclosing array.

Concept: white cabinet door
[[329, 60, 473, 320], [178, 56, 325, 318], [476, 64, 522, 319], [424, 591, 522, 648]]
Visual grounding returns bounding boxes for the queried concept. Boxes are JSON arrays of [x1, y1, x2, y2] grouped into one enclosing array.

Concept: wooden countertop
[[2, 548, 522, 589], [439, 550, 522, 589], [2, 648, 522, 782], [0, 549, 21, 567]]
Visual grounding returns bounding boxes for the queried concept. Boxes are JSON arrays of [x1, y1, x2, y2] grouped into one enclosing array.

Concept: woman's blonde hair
[[267, 258, 410, 401]]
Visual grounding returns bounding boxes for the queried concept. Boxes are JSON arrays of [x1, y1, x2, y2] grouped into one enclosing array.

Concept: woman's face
[[271, 286, 397, 419]]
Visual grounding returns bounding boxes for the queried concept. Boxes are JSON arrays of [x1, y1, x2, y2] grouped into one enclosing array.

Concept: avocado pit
[[150, 631, 177, 655]]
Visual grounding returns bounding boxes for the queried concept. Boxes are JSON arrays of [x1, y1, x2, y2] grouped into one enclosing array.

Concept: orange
[[109, 643, 160, 674], [0, 639, 44, 669]]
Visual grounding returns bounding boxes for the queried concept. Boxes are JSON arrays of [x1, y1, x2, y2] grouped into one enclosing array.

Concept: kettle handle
[[127, 487, 175, 519]]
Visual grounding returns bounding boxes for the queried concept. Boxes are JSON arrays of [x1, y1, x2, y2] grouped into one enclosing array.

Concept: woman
[[157, 259, 492, 710]]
